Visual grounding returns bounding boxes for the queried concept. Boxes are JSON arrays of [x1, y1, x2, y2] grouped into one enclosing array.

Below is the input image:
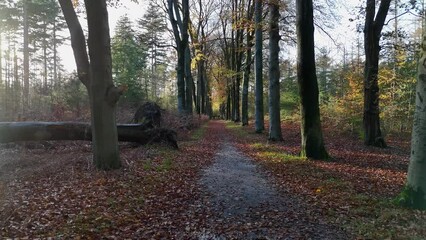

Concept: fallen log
[[0, 122, 178, 148]]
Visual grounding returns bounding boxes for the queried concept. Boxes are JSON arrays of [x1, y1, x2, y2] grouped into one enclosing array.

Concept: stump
[[133, 102, 162, 127]]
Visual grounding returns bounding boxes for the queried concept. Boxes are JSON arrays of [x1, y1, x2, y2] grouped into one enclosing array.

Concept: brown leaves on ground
[[0, 119, 218, 238], [227, 121, 426, 239], [0, 119, 425, 239]]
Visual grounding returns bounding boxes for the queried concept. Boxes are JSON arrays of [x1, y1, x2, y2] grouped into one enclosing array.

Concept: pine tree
[[138, 1, 168, 100], [112, 15, 147, 102]]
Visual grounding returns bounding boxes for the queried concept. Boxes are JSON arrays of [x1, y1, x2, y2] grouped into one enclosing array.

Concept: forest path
[[196, 120, 348, 239]]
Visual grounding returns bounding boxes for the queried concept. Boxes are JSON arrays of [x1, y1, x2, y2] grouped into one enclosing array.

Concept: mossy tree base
[[396, 185, 426, 210], [300, 146, 330, 161]]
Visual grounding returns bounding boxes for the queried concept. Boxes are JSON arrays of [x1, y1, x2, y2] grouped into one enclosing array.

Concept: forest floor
[[0, 120, 425, 239]]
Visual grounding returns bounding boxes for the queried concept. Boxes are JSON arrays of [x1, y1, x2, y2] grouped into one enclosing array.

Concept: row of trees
[[161, 0, 425, 209], [0, 0, 424, 209], [0, 0, 177, 121], [0, 0, 67, 118]]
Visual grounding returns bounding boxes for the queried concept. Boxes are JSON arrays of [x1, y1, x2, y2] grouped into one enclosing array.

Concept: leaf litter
[[0, 120, 424, 239]]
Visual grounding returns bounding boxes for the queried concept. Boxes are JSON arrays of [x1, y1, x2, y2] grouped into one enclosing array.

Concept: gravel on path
[[197, 134, 348, 239]]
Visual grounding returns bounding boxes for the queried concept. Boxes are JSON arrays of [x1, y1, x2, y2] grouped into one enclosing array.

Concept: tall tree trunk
[[254, 0, 264, 133], [296, 0, 328, 159], [0, 31, 2, 86], [227, 88, 231, 120], [43, 23, 48, 93], [363, 0, 391, 147], [197, 58, 206, 115], [234, 32, 243, 123], [242, 0, 254, 126], [268, 0, 282, 141], [13, 49, 18, 114], [23, 0, 29, 113], [399, 34, 426, 210], [242, 31, 254, 126], [53, 21, 58, 84], [184, 46, 193, 114], [84, 0, 121, 170], [167, 0, 191, 114], [176, 44, 186, 112]]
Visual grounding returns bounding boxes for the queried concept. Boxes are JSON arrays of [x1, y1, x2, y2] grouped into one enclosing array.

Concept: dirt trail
[[0, 120, 349, 238], [196, 121, 348, 239]]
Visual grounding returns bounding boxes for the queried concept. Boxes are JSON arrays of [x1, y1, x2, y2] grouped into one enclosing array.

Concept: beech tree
[[296, 0, 328, 159], [398, 33, 426, 210], [23, 0, 29, 111], [241, 0, 254, 126], [268, 0, 282, 141], [59, 0, 122, 170], [189, 0, 217, 117], [254, 0, 264, 133], [166, 0, 193, 114], [363, 0, 391, 147]]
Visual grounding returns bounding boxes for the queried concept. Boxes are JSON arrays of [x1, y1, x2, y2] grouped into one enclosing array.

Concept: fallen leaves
[[226, 121, 426, 239], [0, 120, 218, 238], [0, 120, 425, 238]]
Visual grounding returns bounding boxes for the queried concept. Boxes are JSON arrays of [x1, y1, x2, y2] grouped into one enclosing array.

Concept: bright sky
[[59, 0, 421, 72]]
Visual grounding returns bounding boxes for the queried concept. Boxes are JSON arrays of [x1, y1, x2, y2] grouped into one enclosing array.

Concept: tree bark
[[0, 122, 178, 148], [167, 0, 192, 114], [85, 0, 121, 170], [184, 45, 193, 114], [296, 0, 328, 159], [23, 0, 29, 113], [400, 34, 426, 210], [268, 0, 282, 141], [58, 0, 90, 88], [363, 0, 391, 147], [254, 0, 264, 133], [242, 31, 254, 126]]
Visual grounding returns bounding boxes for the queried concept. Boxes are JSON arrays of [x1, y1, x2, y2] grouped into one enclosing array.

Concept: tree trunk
[[268, 1, 282, 141], [242, 31, 253, 126], [296, 0, 328, 159], [0, 122, 178, 148], [184, 46, 193, 114], [200, 59, 206, 114], [43, 23, 48, 93], [241, 0, 254, 126], [254, 0, 264, 133], [399, 34, 426, 210], [167, 0, 192, 114], [177, 43, 186, 112], [58, 0, 90, 88], [53, 21, 58, 84], [363, 0, 391, 147], [0, 31, 2, 86], [234, 31, 243, 123], [85, 0, 121, 170], [23, 0, 29, 113]]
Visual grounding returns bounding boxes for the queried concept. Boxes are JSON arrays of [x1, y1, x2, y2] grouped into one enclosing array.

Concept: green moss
[[259, 151, 305, 162], [191, 122, 208, 140], [395, 184, 426, 210], [143, 159, 152, 170], [250, 143, 266, 149], [225, 121, 248, 136], [157, 157, 173, 171], [300, 146, 330, 161]]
